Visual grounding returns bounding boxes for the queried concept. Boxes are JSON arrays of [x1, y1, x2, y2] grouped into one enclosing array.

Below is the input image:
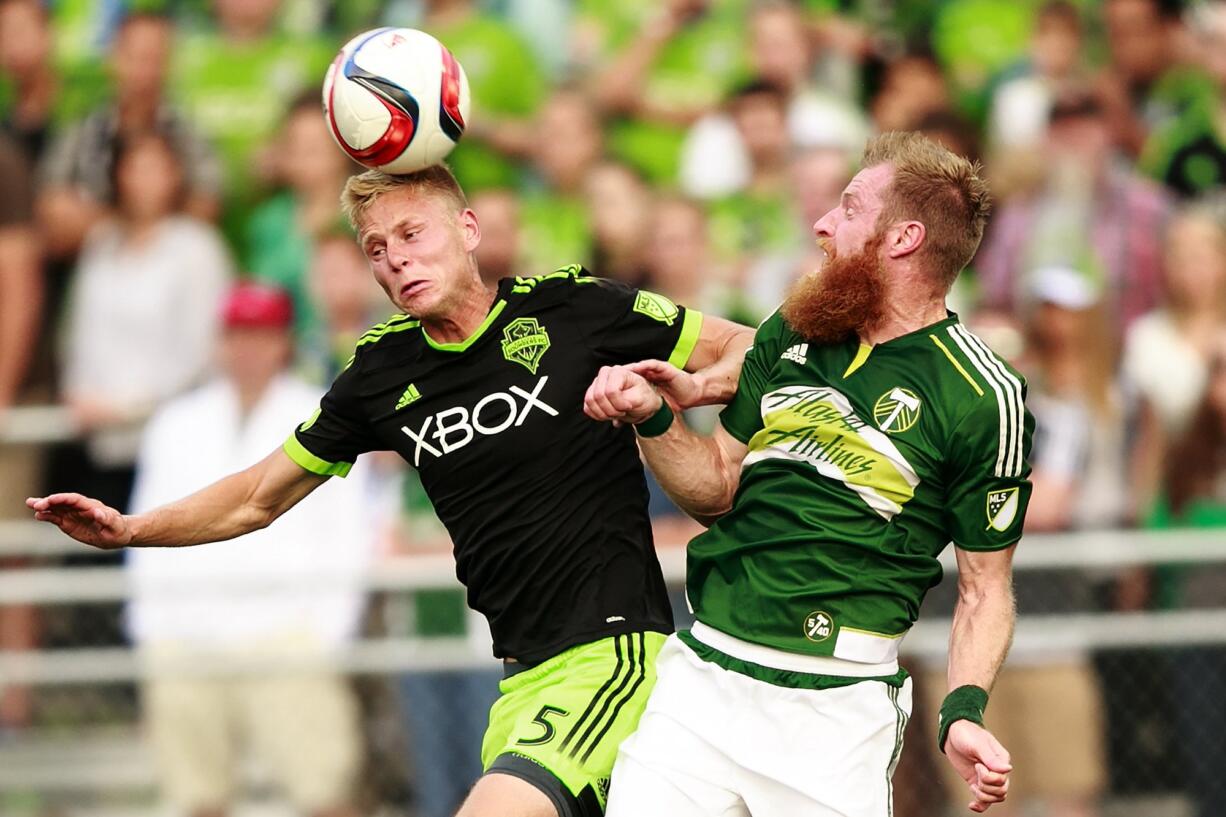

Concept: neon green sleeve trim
[[668, 309, 703, 369], [282, 434, 353, 478]]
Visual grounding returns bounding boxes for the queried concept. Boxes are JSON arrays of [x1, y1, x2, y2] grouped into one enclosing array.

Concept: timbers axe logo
[[874, 387, 921, 433], [803, 610, 834, 642], [501, 318, 550, 374], [633, 290, 679, 326], [986, 487, 1020, 532]]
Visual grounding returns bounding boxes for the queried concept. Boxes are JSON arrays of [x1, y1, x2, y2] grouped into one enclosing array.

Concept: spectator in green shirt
[[305, 230, 386, 383], [1140, 3, 1226, 198], [469, 187, 522, 286], [38, 12, 223, 263], [422, 0, 547, 192], [642, 194, 734, 321], [706, 80, 805, 277], [171, 0, 334, 241], [517, 88, 603, 275], [1096, 0, 1215, 159], [585, 161, 653, 286], [0, 0, 101, 163], [584, 0, 748, 184], [246, 91, 355, 375], [929, 0, 1033, 120], [679, 1, 867, 200], [869, 52, 954, 134], [739, 144, 854, 324]]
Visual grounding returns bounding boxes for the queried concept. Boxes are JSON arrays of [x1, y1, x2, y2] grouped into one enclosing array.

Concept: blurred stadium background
[[1, 0, 1225, 816]]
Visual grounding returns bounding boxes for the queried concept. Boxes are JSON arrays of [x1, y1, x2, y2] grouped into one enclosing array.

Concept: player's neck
[[859, 297, 948, 346], [421, 283, 498, 345]]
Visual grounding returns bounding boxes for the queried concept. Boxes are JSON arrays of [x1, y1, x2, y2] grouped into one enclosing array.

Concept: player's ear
[[458, 207, 481, 253], [885, 220, 924, 260]]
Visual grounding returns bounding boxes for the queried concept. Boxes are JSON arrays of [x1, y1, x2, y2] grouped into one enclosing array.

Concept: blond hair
[[862, 132, 991, 290], [340, 164, 469, 230]]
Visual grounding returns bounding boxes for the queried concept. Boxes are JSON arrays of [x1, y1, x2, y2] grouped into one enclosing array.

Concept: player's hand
[[583, 365, 663, 426], [944, 720, 1011, 812], [626, 359, 705, 410], [25, 493, 133, 550]]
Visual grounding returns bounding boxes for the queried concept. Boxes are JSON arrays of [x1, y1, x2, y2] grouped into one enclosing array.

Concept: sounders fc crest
[[986, 487, 1020, 532], [501, 318, 551, 374], [633, 291, 679, 326]]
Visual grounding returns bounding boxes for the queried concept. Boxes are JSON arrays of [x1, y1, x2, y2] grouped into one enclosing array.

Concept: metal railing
[[2, 526, 1224, 683]]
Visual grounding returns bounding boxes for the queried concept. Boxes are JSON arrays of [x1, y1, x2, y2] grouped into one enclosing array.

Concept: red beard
[[780, 235, 887, 344]]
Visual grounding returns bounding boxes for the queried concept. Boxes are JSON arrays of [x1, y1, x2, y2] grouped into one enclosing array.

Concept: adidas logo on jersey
[[781, 343, 808, 365], [395, 383, 421, 411]]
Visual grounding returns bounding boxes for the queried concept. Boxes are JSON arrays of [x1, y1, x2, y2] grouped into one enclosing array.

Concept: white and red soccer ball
[[322, 27, 471, 174]]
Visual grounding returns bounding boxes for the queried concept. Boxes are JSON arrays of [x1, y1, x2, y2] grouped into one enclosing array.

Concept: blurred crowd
[[1, 0, 1226, 816]]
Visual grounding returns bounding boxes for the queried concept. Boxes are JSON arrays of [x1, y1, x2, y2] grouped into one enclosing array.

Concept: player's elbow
[[233, 501, 278, 535]]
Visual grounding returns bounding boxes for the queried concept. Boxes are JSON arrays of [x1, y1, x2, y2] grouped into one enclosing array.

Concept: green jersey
[[689, 311, 1033, 664]]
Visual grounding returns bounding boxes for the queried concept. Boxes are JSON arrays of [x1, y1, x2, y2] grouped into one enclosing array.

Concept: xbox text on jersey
[[400, 376, 559, 464]]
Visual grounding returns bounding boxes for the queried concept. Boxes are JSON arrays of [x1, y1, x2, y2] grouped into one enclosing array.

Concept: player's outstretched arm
[[26, 447, 328, 550], [941, 545, 1017, 813], [584, 365, 747, 522]]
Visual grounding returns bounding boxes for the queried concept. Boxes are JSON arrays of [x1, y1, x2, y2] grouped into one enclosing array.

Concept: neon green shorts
[[481, 631, 666, 816]]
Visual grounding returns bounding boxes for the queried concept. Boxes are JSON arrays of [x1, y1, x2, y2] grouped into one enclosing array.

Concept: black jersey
[[284, 266, 703, 664]]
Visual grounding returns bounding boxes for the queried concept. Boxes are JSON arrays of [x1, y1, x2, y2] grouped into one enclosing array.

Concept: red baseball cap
[[221, 283, 294, 329]]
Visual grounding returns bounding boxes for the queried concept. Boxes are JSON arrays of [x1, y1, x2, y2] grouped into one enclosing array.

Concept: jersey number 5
[[516, 705, 570, 746]]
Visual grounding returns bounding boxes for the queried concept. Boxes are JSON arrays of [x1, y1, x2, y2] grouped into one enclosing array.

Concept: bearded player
[[585, 132, 1031, 816], [28, 165, 753, 817]]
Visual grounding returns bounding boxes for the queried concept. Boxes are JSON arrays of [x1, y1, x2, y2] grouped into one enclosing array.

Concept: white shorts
[[606, 632, 913, 817]]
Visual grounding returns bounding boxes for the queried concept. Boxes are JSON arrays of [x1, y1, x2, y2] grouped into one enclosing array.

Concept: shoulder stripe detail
[[946, 326, 1009, 475], [929, 335, 984, 396], [360, 313, 415, 338], [355, 317, 420, 350], [948, 325, 1023, 477], [955, 326, 1025, 477], [510, 264, 597, 293]]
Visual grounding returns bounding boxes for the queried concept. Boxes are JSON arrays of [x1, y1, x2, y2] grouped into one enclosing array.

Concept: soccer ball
[[322, 27, 471, 174]]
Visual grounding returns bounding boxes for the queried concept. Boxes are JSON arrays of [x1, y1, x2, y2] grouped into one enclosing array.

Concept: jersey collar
[[422, 298, 508, 352]]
